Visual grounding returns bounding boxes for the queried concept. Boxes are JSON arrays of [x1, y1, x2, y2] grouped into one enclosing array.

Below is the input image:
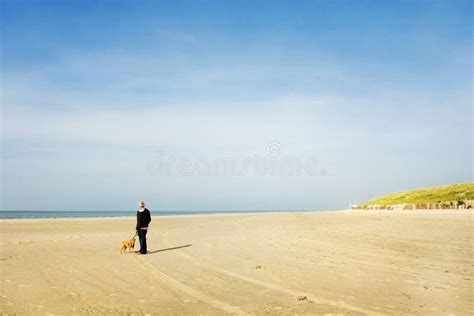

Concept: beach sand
[[0, 210, 472, 315]]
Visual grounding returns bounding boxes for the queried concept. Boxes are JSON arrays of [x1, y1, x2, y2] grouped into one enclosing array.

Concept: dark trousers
[[138, 230, 148, 254]]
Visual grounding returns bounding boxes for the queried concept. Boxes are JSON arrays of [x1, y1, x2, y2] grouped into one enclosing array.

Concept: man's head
[[138, 200, 145, 208]]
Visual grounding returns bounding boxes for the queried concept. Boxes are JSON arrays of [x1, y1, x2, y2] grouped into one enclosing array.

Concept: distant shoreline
[[0, 209, 337, 220], [0, 208, 471, 222]]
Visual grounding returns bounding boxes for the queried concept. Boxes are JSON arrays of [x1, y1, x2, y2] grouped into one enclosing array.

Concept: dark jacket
[[136, 208, 151, 230]]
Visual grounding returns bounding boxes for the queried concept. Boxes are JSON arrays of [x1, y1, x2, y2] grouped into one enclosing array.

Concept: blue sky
[[1, 0, 472, 211]]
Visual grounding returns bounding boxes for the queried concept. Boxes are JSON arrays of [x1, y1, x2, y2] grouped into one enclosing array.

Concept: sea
[[0, 210, 317, 219]]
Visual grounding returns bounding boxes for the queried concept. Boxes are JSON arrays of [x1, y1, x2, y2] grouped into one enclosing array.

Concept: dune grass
[[361, 183, 474, 206]]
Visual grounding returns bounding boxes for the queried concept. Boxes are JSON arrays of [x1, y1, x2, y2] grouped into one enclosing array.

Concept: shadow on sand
[[147, 244, 192, 254]]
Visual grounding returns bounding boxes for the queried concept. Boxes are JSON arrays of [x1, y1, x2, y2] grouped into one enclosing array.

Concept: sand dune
[[0, 210, 472, 314]]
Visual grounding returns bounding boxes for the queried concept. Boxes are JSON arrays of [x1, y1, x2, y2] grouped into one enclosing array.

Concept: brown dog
[[120, 237, 136, 254]]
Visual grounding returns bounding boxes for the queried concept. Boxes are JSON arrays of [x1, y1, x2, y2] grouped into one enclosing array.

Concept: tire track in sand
[[134, 255, 243, 314], [161, 231, 385, 316]]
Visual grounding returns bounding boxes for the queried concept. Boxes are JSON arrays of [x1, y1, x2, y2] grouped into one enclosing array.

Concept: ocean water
[[0, 210, 313, 219]]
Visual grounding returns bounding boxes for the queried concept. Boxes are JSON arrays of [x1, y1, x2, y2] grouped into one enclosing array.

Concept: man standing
[[136, 200, 151, 254]]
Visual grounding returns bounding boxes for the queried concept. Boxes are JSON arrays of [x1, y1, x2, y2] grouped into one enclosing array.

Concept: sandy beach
[[0, 210, 472, 315]]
